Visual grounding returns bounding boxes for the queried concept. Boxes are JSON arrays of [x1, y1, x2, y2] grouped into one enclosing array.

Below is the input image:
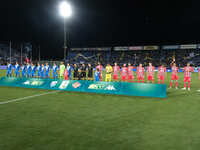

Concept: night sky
[[0, 0, 200, 59]]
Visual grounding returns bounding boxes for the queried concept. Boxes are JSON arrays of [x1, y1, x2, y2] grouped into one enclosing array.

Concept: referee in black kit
[[87, 63, 93, 80], [80, 64, 87, 80], [73, 64, 78, 80]]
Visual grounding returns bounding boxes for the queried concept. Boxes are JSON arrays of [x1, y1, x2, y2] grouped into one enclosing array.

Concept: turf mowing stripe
[[0, 91, 59, 105]]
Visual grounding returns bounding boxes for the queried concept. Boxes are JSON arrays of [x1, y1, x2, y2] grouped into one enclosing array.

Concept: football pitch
[[0, 70, 200, 150]]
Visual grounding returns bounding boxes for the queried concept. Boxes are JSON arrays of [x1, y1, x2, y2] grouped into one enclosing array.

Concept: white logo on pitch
[[31, 81, 43, 86], [105, 85, 116, 91], [59, 81, 70, 89], [50, 81, 58, 87], [23, 81, 30, 85]]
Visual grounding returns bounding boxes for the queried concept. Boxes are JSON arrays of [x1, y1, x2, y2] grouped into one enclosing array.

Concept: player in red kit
[[64, 69, 69, 80], [158, 64, 166, 84], [113, 62, 120, 81], [199, 67, 200, 80], [147, 62, 155, 83], [127, 63, 135, 83], [121, 64, 128, 82], [170, 63, 179, 89], [182, 63, 193, 91], [96, 62, 103, 81], [137, 64, 145, 83]]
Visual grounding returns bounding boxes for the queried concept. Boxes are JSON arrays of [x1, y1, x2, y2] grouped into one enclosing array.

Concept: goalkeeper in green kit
[[59, 62, 65, 79]]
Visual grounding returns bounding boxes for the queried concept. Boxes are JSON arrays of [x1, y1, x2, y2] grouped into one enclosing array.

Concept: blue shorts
[[22, 72, 26, 77], [7, 71, 12, 76], [53, 72, 57, 78], [41, 72, 44, 78], [32, 73, 35, 77], [46, 72, 49, 77]]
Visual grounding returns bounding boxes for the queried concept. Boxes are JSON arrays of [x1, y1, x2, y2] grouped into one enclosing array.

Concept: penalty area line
[[0, 91, 59, 105]]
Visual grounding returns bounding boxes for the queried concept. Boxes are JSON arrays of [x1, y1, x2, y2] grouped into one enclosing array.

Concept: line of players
[[109, 62, 199, 91], [6, 62, 90, 80], [7, 62, 53, 79], [6, 61, 200, 90]]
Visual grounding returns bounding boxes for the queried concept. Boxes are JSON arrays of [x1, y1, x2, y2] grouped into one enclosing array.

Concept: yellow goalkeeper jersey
[[106, 66, 113, 74]]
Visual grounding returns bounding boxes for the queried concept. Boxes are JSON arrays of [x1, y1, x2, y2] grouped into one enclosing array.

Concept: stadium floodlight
[[59, 1, 72, 60], [59, 1, 72, 18]]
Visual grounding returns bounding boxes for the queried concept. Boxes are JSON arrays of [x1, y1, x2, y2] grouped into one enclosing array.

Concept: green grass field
[[0, 70, 200, 150]]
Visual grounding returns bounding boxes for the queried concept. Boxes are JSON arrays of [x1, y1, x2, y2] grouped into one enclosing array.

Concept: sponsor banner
[[71, 48, 82, 51], [71, 47, 111, 51], [87, 81, 121, 95], [162, 45, 180, 50], [129, 46, 143, 50], [0, 77, 167, 98], [96, 47, 111, 51], [114, 47, 129, 51], [144, 46, 159, 50], [180, 44, 197, 49], [0, 66, 7, 70]]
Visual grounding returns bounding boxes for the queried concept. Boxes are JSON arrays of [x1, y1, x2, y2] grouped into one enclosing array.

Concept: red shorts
[[113, 74, 118, 80], [158, 76, 165, 80], [121, 76, 127, 81], [99, 73, 102, 80], [184, 77, 191, 82], [128, 75, 134, 81], [137, 76, 144, 81], [147, 76, 154, 81], [171, 74, 178, 80]]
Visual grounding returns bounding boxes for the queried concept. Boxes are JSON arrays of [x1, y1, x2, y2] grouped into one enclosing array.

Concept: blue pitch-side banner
[[166, 68, 199, 73], [0, 77, 167, 98], [0, 66, 7, 70]]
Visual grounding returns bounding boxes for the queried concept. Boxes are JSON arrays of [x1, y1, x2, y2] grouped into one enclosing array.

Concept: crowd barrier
[[0, 77, 167, 98]]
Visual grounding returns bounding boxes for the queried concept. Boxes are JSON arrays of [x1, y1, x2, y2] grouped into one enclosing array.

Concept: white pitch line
[[0, 91, 59, 105]]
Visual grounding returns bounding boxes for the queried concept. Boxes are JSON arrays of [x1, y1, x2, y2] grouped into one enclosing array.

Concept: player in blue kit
[[21, 64, 26, 78], [37, 63, 41, 78], [95, 68, 100, 81], [45, 63, 50, 78], [52, 63, 58, 79], [41, 64, 45, 78], [6, 62, 12, 77], [14, 62, 20, 77], [26, 63, 32, 78], [31, 63, 36, 77], [67, 63, 72, 80]]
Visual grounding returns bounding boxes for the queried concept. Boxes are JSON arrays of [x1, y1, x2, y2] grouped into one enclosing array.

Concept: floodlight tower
[[59, 1, 72, 60]]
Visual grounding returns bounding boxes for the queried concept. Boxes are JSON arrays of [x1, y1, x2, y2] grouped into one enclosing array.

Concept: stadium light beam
[[59, 1, 72, 60]]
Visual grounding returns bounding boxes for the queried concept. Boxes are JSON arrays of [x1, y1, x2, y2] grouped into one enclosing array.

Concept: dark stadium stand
[[67, 47, 200, 68], [0, 43, 30, 65]]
